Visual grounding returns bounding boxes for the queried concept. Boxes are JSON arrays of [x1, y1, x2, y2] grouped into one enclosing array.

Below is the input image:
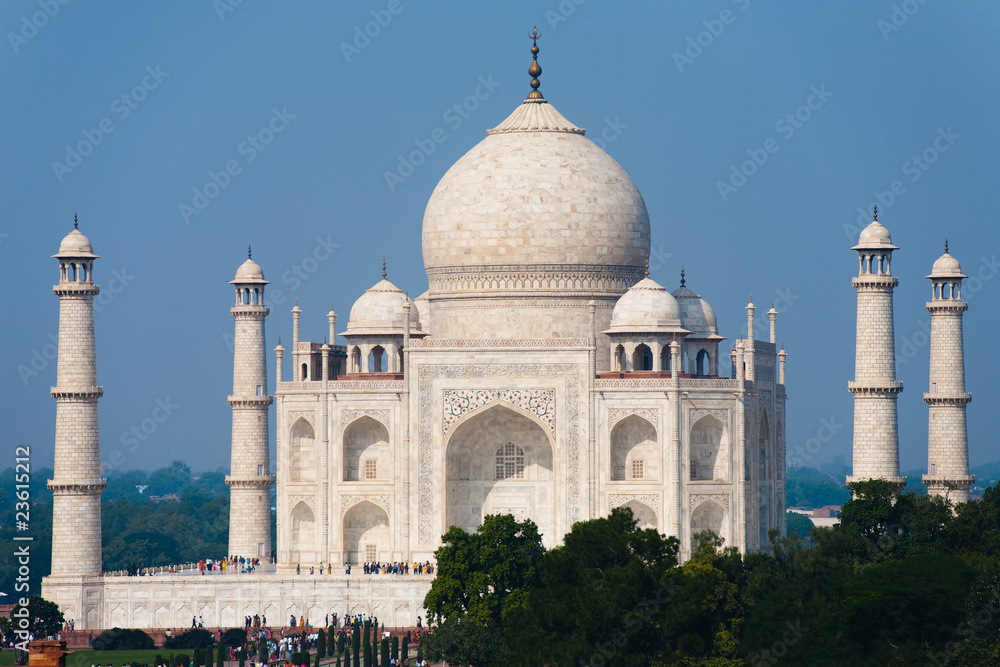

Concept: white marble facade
[[43, 55, 788, 629]]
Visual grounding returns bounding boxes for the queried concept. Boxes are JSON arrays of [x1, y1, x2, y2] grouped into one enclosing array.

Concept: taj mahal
[[40, 34, 971, 630]]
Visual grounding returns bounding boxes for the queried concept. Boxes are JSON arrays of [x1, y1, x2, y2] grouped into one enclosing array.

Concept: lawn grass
[[66, 649, 174, 667], [0, 651, 18, 666]]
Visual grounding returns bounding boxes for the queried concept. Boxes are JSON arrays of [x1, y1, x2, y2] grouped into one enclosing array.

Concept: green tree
[[317, 627, 326, 658], [785, 511, 814, 540], [507, 507, 679, 666], [424, 514, 544, 666], [216, 643, 225, 667], [164, 628, 215, 650], [380, 637, 389, 665]]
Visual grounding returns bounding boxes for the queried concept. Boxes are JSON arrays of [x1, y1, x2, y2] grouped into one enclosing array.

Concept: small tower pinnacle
[[248, 245, 252, 259], [644, 257, 649, 278], [527, 27, 543, 101], [680, 264, 686, 287], [873, 205, 878, 221], [382, 257, 387, 279], [73, 212, 78, 229], [944, 239, 949, 254]]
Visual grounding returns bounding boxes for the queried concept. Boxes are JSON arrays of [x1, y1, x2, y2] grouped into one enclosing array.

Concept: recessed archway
[[690, 415, 727, 481], [343, 500, 390, 564], [289, 501, 316, 565], [288, 418, 316, 482], [691, 499, 727, 547], [445, 403, 555, 547], [610, 415, 658, 481], [343, 416, 389, 482]]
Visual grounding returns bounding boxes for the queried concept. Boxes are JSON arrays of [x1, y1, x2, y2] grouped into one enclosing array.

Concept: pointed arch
[[289, 501, 316, 565], [288, 418, 316, 482], [343, 415, 389, 481], [617, 499, 658, 530], [690, 499, 727, 547], [690, 415, 727, 481], [633, 344, 653, 371], [343, 500, 389, 564], [444, 403, 555, 548], [610, 414, 658, 481]]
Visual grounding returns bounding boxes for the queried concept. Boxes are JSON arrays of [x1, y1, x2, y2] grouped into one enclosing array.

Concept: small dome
[[928, 251, 966, 279], [671, 285, 719, 336], [607, 277, 683, 333], [230, 258, 268, 284], [343, 279, 422, 336], [853, 220, 898, 250], [53, 228, 98, 259]]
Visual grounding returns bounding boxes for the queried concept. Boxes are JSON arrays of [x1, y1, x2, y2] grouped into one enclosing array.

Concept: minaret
[[225, 247, 275, 559], [923, 242, 974, 503], [847, 208, 904, 487], [48, 215, 106, 576]]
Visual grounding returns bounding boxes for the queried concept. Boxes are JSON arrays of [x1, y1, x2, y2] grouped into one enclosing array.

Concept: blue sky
[[3, 1, 998, 476]]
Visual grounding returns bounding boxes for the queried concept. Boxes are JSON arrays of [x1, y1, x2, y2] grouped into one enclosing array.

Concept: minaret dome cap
[[53, 227, 99, 259], [230, 258, 269, 284]]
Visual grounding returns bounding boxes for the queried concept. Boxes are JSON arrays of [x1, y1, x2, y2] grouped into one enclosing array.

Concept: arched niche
[[289, 501, 316, 565], [690, 499, 727, 547], [343, 416, 389, 482], [618, 499, 658, 530], [288, 418, 316, 482], [343, 500, 390, 564], [444, 403, 555, 547], [610, 414, 658, 482], [690, 415, 728, 481]]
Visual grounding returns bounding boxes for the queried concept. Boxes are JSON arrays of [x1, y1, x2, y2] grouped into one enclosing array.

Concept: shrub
[[164, 628, 215, 650], [220, 627, 246, 647], [173, 653, 190, 667], [91, 627, 155, 651]]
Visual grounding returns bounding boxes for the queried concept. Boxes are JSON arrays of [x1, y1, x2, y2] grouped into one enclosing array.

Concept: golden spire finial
[[248, 245, 252, 260], [527, 27, 543, 101], [944, 239, 949, 254], [73, 212, 78, 229], [381, 257, 387, 279], [644, 257, 649, 278], [680, 264, 686, 287], [873, 204, 878, 222]]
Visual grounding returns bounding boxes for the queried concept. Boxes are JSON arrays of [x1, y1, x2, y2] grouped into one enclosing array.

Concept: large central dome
[[422, 99, 650, 285], [419, 40, 651, 343]]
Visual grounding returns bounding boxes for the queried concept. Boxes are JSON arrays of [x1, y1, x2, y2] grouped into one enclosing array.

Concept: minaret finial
[[527, 27, 543, 101], [680, 264, 686, 287], [73, 212, 78, 229], [248, 245, 252, 259], [644, 257, 649, 278], [382, 257, 387, 279], [944, 239, 949, 254], [873, 204, 878, 222]]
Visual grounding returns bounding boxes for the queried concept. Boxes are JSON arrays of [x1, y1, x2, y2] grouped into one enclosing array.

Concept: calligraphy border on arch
[[688, 493, 731, 512], [340, 409, 391, 433], [608, 493, 661, 518], [341, 494, 391, 518], [607, 407, 660, 429], [688, 408, 730, 427], [418, 363, 580, 543], [443, 389, 555, 436]]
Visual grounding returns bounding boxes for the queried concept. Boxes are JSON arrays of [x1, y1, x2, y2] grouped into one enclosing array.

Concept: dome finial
[[382, 257, 387, 279], [644, 257, 649, 278], [873, 204, 878, 222], [248, 244, 252, 259], [527, 27, 543, 101], [680, 264, 686, 287], [944, 238, 949, 254], [73, 212, 78, 229]]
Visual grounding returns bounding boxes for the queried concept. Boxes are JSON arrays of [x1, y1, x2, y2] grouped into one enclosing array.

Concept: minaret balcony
[[847, 381, 903, 395], [923, 392, 971, 405]]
